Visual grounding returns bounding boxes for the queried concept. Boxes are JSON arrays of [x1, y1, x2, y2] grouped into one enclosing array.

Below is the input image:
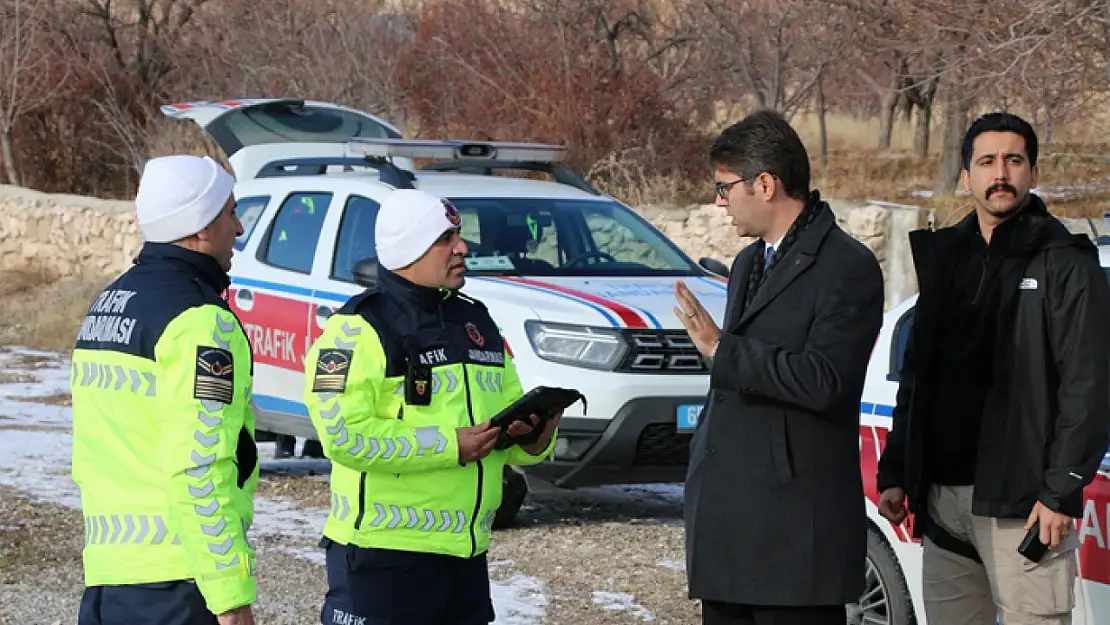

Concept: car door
[[229, 188, 336, 415], [306, 190, 385, 349]]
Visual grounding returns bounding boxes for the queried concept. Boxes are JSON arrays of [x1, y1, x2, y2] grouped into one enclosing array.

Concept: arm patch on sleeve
[[195, 346, 235, 404], [313, 348, 353, 392]]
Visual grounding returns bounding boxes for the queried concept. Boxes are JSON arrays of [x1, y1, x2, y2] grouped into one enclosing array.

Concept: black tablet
[[489, 385, 586, 447]]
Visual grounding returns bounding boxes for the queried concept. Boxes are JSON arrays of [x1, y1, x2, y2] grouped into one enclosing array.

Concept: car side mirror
[[699, 257, 729, 278], [353, 257, 379, 287]]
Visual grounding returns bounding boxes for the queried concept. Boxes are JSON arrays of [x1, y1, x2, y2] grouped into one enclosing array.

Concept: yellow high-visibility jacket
[[70, 243, 258, 615], [303, 268, 554, 559]]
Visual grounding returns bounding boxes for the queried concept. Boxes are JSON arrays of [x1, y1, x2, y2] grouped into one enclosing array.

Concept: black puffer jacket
[[878, 194, 1110, 528]]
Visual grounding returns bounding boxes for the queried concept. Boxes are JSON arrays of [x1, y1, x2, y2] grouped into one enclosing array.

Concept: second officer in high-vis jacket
[[303, 189, 559, 625], [71, 155, 257, 625]]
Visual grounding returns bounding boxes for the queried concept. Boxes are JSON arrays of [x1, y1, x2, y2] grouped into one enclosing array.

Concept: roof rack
[[347, 137, 568, 163], [254, 137, 601, 195], [346, 137, 600, 195], [420, 159, 600, 195], [254, 156, 415, 189]]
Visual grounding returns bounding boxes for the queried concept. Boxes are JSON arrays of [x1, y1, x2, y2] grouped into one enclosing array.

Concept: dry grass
[[0, 267, 106, 352]]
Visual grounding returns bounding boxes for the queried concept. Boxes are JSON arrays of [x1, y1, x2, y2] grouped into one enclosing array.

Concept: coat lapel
[[724, 247, 756, 330], [733, 208, 835, 329]]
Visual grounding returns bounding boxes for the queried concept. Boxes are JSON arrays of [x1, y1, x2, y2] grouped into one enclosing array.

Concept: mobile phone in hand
[[1018, 521, 1049, 563]]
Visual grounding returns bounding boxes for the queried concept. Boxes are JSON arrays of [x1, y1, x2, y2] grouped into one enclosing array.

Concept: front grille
[[633, 423, 692, 466], [616, 330, 708, 374]]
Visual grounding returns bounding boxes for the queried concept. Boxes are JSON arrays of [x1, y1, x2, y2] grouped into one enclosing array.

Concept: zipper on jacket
[[353, 472, 367, 529], [972, 254, 988, 305], [462, 362, 482, 557]]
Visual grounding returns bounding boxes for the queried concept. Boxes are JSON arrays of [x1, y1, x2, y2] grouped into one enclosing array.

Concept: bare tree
[[0, 0, 69, 185], [695, 0, 851, 121]]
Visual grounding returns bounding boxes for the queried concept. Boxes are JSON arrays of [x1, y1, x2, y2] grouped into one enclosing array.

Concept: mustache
[[986, 182, 1018, 199]]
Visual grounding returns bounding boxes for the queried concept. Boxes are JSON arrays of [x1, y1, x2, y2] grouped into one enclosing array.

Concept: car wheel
[[492, 466, 528, 530], [847, 526, 916, 625], [301, 439, 324, 458]]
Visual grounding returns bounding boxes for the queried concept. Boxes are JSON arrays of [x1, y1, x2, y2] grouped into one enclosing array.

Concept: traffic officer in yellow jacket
[[303, 188, 559, 625], [71, 155, 258, 625]]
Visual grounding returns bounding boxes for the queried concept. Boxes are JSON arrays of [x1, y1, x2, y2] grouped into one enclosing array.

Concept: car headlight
[[523, 321, 628, 370]]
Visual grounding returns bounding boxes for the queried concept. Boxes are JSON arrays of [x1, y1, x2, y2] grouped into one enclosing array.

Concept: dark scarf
[[743, 189, 827, 310]]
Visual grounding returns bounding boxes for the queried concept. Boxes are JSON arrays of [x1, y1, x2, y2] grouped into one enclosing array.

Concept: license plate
[[676, 403, 703, 432]]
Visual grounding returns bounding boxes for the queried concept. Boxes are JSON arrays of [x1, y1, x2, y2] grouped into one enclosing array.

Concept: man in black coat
[[876, 113, 1110, 625], [674, 109, 885, 625]]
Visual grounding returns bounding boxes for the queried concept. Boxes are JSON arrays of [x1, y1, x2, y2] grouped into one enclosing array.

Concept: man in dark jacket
[[876, 112, 1110, 625], [675, 109, 885, 625]]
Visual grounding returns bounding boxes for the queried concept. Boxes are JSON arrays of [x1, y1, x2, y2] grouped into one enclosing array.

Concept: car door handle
[[234, 288, 255, 312]]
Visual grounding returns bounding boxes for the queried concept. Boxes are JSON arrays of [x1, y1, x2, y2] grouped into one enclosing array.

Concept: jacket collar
[[731, 192, 835, 328], [950, 192, 1075, 255], [377, 265, 449, 311], [134, 242, 229, 293]]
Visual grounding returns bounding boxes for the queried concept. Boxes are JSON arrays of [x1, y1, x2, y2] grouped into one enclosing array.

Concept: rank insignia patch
[[195, 346, 235, 404], [313, 348, 353, 392]]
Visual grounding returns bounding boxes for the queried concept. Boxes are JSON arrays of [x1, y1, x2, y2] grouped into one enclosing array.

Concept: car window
[[332, 195, 382, 282], [888, 307, 915, 382], [261, 192, 333, 274], [234, 195, 269, 251], [448, 197, 701, 277]]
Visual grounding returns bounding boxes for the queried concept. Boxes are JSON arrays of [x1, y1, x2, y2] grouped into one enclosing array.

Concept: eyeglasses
[[715, 179, 745, 199]]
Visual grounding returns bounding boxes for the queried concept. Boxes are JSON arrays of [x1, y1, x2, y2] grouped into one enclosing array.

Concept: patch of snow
[[592, 590, 656, 621], [251, 496, 328, 539], [493, 574, 551, 624], [0, 347, 553, 625], [657, 557, 685, 572], [282, 546, 327, 566], [589, 483, 684, 504]]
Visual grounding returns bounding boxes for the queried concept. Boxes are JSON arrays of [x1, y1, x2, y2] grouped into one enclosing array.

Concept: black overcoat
[[684, 203, 885, 606]]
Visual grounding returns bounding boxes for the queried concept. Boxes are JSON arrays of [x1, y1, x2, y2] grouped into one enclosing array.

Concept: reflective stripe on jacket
[[303, 267, 553, 558], [70, 243, 258, 614]]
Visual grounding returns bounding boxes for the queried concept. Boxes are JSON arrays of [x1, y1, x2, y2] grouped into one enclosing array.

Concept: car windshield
[[448, 197, 702, 277], [207, 102, 401, 156]]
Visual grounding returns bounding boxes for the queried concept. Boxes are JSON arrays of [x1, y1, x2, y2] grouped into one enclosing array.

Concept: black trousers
[[321, 538, 495, 625], [703, 600, 846, 625], [78, 581, 217, 625]]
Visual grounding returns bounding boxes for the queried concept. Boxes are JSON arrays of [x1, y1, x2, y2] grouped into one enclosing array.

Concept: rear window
[[207, 102, 402, 156], [233, 195, 269, 251]]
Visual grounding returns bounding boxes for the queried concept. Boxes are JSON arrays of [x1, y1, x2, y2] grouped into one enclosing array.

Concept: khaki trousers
[[923, 485, 1079, 625]]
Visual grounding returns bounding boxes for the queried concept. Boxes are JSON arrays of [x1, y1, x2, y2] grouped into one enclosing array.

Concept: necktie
[[764, 244, 775, 270]]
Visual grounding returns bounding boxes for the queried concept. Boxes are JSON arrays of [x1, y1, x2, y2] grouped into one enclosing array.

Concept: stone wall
[[0, 185, 142, 279], [642, 199, 931, 310], [1, 183, 1044, 312]]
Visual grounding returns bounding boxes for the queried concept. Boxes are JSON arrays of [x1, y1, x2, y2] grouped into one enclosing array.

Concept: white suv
[[165, 100, 731, 527]]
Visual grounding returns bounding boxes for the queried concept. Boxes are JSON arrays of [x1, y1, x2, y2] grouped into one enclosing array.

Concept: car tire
[[493, 466, 528, 530], [848, 526, 917, 625]]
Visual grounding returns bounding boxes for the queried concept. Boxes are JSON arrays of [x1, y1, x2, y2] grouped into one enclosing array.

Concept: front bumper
[[523, 396, 702, 489]]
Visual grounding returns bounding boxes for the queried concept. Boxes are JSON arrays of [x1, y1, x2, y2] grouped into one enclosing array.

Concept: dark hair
[[708, 109, 811, 201], [961, 112, 1038, 170]]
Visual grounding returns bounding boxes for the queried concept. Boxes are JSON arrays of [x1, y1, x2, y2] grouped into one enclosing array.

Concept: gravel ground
[[0, 345, 702, 624], [0, 478, 699, 625]]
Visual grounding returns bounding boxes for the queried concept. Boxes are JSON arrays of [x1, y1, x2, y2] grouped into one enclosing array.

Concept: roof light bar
[[346, 137, 567, 163]]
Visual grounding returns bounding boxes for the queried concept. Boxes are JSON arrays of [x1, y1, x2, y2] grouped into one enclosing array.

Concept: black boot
[[274, 434, 295, 459]]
